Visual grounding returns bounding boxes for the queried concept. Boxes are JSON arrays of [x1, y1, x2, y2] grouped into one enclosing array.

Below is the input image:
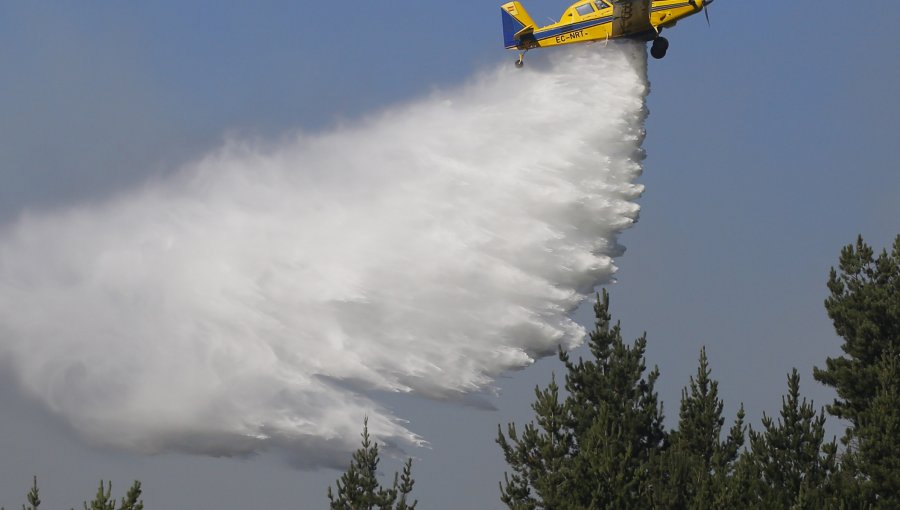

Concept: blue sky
[[1, 1, 898, 509]]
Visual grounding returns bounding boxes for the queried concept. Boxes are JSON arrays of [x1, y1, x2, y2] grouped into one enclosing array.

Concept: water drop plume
[[0, 42, 649, 466]]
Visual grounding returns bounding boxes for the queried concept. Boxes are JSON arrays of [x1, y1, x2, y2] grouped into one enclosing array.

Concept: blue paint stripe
[[651, 2, 694, 12], [534, 15, 615, 40]]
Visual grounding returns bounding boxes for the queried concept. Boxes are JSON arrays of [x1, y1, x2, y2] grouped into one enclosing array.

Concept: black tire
[[650, 37, 669, 59], [655, 36, 670, 51], [515, 60, 524, 69]]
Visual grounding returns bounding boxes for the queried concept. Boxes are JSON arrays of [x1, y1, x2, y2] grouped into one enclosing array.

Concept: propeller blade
[[704, 4, 710, 26]]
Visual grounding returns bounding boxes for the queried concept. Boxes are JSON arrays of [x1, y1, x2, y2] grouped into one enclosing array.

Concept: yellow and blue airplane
[[502, 0, 714, 67]]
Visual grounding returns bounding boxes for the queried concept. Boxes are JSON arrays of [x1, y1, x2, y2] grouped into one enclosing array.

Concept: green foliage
[[496, 236, 900, 508], [83, 481, 115, 510], [854, 352, 900, 508], [19, 476, 41, 510], [814, 234, 900, 505], [77, 481, 144, 510], [495, 280, 899, 509], [497, 290, 666, 509], [675, 347, 727, 465], [650, 348, 746, 508], [5, 478, 142, 510], [118, 482, 144, 510], [328, 418, 418, 510], [743, 369, 837, 509], [815, 234, 900, 434], [24, 476, 40, 510]]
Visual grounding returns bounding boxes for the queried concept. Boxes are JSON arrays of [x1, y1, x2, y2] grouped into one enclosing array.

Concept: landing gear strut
[[515, 52, 527, 69], [650, 36, 669, 59]]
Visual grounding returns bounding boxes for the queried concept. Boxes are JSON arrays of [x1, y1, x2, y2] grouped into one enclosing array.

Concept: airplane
[[501, 0, 714, 67]]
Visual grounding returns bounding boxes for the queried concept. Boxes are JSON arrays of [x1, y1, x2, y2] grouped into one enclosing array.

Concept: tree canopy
[[815, 235, 900, 433], [497, 290, 665, 509], [497, 234, 900, 510]]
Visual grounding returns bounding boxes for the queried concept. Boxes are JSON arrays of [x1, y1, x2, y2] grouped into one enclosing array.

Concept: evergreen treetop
[[497, 290, 666, 509], [745, 369, 837, 509], [815, 234, 900, 434], [328, 418, 417, 510], [23, 476, 40, 510]]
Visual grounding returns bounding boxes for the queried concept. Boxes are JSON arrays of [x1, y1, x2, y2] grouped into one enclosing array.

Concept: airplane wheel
[[655, 36, 669, 51], [650, 37, 669, 59], [515, 60, 524, 69]]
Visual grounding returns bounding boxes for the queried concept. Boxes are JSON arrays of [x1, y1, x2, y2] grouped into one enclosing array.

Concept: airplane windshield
[[594, 0, 610, 9], [575, 3, 595, 15]]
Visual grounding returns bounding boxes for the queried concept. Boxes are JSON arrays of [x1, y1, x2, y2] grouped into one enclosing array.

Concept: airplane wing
[[611, 0, 655, 39]]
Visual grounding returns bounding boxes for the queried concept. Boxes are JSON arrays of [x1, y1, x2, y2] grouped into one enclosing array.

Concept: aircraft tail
[[501, 2, 536, 49]]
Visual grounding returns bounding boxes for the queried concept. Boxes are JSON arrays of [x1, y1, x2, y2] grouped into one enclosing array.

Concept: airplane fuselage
[[510, 0, 705, 50]]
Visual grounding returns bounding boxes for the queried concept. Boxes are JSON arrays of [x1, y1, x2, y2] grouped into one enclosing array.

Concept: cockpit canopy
[[563, 0, 612, 19]]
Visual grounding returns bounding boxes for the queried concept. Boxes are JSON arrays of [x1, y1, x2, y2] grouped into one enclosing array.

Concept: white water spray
[[0, 42, 649, 466]]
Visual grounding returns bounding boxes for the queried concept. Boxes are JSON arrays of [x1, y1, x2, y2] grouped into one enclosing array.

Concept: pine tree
[[23, 476, 40, 510], [328, 418, 417, 510], [745, 369, 837, 509], [393, 459, 417, 510], [497, 290, 666, 509], [813, 235, 900, 505], [83, 481, 116, 510], [814, 235, 900, 435], [651, 348, 745, 508], [854, 352, 900, 508], [4, 478, 144, 510], [727, 447, 766, 510], [118, 481, 144, 510], [496, 374, 573, 510]]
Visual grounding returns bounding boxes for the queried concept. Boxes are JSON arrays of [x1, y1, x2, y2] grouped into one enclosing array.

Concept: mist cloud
[[0, 42, 649, 466]]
